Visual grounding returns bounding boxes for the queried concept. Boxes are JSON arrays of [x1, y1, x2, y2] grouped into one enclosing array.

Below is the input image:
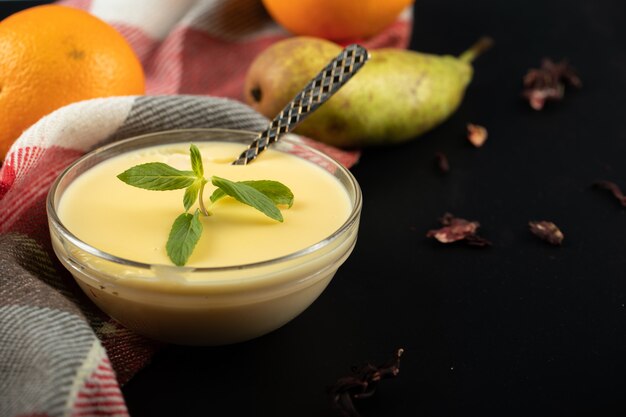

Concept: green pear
[[243, 36, 491, 148]]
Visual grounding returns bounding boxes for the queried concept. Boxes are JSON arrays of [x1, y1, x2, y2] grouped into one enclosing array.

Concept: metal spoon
[[232, 44, 370, 165]]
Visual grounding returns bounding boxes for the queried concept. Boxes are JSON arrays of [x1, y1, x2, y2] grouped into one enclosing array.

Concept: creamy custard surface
[[58, 142, 351, 268]]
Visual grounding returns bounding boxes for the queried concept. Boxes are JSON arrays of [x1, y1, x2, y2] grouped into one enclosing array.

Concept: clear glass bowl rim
[[46, 128, 362, 274]]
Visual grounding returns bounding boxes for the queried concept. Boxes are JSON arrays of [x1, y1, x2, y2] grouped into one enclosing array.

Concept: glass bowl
[[47, 129, 361, 345]]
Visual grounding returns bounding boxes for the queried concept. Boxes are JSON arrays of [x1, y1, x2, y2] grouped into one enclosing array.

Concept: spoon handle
[[232, 44, 370, 165]]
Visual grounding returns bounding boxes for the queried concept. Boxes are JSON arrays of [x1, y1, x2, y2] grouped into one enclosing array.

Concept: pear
[[243, 36, 492, 148]]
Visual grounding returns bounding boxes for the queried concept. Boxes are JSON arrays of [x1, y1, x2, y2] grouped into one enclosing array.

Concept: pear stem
[[459, 36, 494, 63]]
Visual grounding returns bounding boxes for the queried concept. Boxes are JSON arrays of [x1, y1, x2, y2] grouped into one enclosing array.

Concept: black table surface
[[4, 0, 626, 416], [121, 2, 626, 416]]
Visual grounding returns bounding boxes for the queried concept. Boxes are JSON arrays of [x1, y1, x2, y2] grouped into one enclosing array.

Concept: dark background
[[4, 0, 626, 416]]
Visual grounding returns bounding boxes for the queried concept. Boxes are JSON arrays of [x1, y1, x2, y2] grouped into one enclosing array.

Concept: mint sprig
[[117, 144, 293, 266]]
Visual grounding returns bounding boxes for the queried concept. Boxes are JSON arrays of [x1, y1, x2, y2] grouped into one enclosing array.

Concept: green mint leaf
[[117, 162, 196, 190], [189, 144, 204, 178], [211, 176, 283, 222], [166, 209, 203, 266], [210, 180, 294, 208], [117, 144, 295, 266], [183, 179, 203, 211]]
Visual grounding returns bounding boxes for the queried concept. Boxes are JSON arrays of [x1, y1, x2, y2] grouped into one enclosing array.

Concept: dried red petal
[[329, 349, 404, 417], [528, 221, 564, 246], [426, 213, 491, 246], [466, 123, 488, 147], [522, 59, 580, 110]]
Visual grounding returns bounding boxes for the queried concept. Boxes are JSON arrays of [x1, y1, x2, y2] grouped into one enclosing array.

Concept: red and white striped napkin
[[0, 1, 412, 416]]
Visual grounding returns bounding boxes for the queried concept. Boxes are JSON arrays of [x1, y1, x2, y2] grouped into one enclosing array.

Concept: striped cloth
[[0, 1, 412, 416]]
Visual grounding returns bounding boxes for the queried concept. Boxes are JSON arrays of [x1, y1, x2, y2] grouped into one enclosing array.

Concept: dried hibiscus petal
[[528, 220, 564, 246], [329, 349, 404, 417], [426, 213, 491, 246], [466, 123, 488, 147], [522, 58, 581, 110]]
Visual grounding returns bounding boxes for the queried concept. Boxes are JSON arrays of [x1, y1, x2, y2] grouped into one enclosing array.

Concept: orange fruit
[[261, 0, 413, 41], [0, 5, 145, 160]]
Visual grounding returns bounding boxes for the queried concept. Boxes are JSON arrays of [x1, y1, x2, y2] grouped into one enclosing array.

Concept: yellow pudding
[[47, 129, 361, 345], [57, 141, 351, 268]]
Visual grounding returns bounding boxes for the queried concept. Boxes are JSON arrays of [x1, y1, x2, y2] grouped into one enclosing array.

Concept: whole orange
[[0, 5, 145, 160], [261, 0, 413, 41]]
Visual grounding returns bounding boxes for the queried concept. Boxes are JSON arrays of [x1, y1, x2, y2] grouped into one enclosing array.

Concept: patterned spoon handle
[[232, 44, 370, 165]]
